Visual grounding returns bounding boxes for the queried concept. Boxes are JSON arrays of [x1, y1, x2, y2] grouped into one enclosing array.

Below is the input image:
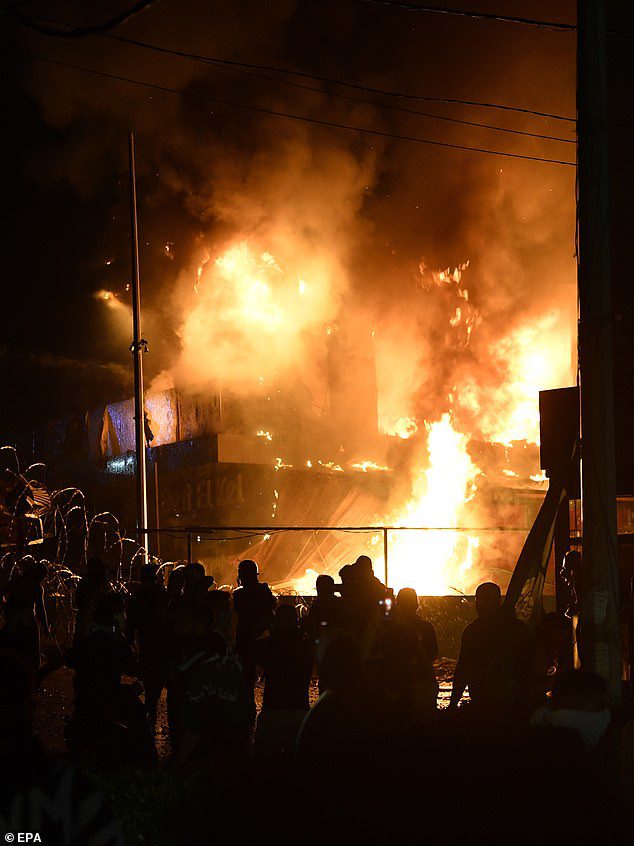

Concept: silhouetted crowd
[[0, 553, 632, 843]]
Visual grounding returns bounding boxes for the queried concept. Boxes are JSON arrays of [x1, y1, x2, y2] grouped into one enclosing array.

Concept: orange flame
[[382, 414, 480, 595], [457, 311, 572, 445]]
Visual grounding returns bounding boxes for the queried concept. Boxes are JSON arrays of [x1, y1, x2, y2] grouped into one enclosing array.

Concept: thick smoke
[[16, 1, 577, 454], [158, 137, 376, 395]]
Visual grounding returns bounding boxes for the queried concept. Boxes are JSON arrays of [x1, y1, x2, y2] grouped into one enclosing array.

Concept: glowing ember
[[383, 414, 480, 595], [530, 471, 548, 483], [350, 461, 390, 473], [194, 249, 210, 293], [317, 461, 344, 472]]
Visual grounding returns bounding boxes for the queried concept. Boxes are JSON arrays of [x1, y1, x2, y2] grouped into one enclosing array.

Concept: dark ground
[[34, 659, 458, 760], [32, 661, 459, 843]]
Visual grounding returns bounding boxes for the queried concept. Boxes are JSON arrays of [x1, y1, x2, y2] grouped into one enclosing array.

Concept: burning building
[[34, 240, 571, 595], [7, 0, 587, 598]]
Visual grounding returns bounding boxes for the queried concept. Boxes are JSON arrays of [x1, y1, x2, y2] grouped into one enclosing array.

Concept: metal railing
[[140, 523, 529, 586]]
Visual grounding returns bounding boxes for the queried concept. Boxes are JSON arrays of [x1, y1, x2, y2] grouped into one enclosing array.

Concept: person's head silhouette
[[475, 582, 501, 620], [339, 564, 355, 585], [354, 555, 374, 580], [184, 562, 212, 596], [316, 574, 335, 599], [167, 564, 186, 597], [396, 587, 419, 616], [238, 559, 259, 587]]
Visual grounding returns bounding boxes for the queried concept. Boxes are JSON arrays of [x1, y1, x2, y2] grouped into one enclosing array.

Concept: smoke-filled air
[[19, 0, 578, 594]]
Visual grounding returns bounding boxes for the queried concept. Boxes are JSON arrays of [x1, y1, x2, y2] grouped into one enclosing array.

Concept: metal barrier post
[[383, 527, 389, 587]]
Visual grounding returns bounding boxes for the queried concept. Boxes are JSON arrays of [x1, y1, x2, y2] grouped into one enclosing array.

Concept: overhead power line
[[30, 54, 576, 168], [106, 30, 576, 124], [4, 0, 156, 38], [215, 65, 575, 144], [358, 0, 575, 31], [10, 12, 576, 124], [359, 1, 633, 37]]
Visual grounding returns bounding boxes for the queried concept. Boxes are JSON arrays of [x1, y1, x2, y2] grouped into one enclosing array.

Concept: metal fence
[[140, 523, 530, 590]]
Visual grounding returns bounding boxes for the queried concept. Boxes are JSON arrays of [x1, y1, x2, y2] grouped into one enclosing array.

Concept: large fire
[[163, 239, 573, 596], [455, 311, 573, 446], [383, 414, 480, 595]]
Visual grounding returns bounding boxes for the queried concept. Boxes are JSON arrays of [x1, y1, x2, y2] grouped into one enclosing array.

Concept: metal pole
[[383, 527, 389, 587], [577, 0, 621, 702], [129, 132, 149, 564], [154, 460, 161, 561], [187, 531, 192, 564]]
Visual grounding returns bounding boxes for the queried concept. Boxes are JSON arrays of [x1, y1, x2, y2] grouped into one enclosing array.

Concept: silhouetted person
[[258, 604, 313, 710], [178, 562, 215, 646], [449, 582, 532, 711], [295, 632, 380, 765], [171, 598, 249, 763], [233, 559, 276, 708], [73, 557, 109, 646], [529, 611, 568, 702], [394, 588, 439, 660], [164, 563, 187, 746], [127, 563, 170, 728], [183, 561, 214, 602], [0, 651, 124, 844], [390, 588, 439, 708], [305, 574, 343, 640], [0, 557, 49, 674], [166, 563, 187, 612], [340, 555, 387, 647], [338, 563, 355, 598], [68, 593, 153, 763], [354, 555, 387, 603], [370, 622, 438, 715], [254, 604, 314, 757], [208, 589, 233, 645]]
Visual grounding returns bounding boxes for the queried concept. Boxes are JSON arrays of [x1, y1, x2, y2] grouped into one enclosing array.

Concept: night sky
[[1, 1, 632, 460]]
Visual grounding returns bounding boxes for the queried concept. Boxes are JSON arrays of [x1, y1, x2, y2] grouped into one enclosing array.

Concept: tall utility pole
[[577, 0, 621, 702], [129, 132, 149, 563]]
